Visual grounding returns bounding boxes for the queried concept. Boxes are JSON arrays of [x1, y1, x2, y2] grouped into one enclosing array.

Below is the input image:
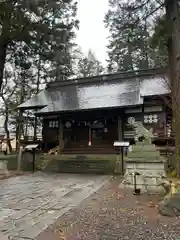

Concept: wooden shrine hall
[[17, 67, 172, 154]]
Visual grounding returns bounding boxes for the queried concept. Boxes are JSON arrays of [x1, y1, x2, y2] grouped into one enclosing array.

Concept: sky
[[76, 0, 109, 66]]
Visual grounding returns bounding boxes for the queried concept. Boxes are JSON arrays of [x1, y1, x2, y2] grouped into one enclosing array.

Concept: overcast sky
[[76, 0, 109, 66]]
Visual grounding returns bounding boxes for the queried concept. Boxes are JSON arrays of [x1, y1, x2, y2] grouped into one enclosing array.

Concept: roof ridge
[[46, 67, 167, 89]]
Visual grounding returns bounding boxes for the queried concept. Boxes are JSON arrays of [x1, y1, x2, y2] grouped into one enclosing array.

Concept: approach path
[[0, 173, 110, 239]]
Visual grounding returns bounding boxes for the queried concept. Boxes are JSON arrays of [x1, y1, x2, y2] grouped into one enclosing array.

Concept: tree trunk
[[33, 57, 41, 141], [16, 111, 23, 151], [0, 38, 8, 90], [173, 1, 180, 177], [165, 0, 180, 177], [127, 36, 134, 71], [4, 108, 12, 153], [16, 74, 25, 151]]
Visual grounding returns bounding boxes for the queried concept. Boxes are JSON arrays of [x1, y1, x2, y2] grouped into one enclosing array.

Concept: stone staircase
[[63, 140, 118, 154], [43, 157, 116, 174]]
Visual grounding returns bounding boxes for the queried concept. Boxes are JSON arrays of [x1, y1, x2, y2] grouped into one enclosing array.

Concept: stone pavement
[[0, 172, 110, 239], [37, 177, 180, 240]]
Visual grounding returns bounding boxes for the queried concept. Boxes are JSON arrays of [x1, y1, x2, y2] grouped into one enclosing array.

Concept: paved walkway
[[0, 173, 110, 240], [37, 177, 180, 240]]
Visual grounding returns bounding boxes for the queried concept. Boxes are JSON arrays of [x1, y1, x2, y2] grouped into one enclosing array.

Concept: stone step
[[63, 149, 117, 154], [44, 159, 116, 174]]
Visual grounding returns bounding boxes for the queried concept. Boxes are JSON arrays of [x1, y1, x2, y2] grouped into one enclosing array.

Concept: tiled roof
[[17, 68, 169, 114]]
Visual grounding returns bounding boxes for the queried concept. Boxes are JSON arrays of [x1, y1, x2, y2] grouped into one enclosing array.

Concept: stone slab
[[0, 173, 110, 239], [126, 162, 165, 170], [126, 159, 165, 163]]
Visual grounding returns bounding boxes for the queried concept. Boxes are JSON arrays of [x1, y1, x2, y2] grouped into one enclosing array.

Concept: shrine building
[[17, 67, 172, 154]]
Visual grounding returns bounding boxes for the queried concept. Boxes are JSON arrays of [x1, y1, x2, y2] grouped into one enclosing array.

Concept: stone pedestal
[[120, 141, 167, 193]]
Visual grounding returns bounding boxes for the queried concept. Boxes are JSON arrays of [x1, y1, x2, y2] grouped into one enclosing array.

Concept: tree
[[76, 49, 104, 78], [164, 0, 180, 177], [144, 0, 180, 176], [149, 15, 168, 67], [0, 0, 79, 90], [113, 0, 180, 176], [0, 66, 18, 152], [105, 1, 153, 72], [0, 0, 79, 151]]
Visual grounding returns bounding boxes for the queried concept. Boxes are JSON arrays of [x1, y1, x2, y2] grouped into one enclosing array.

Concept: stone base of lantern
[[120, 141, 167, 193]]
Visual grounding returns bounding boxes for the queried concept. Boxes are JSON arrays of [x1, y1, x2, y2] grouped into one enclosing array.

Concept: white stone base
[[120, 161, 167, 193]]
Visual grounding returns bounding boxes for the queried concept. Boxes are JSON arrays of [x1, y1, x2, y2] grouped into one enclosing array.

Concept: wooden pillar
[[58, 119, 64, 152], [33, 112, 37, 142], [116, 117, 123, 174], [118, 117, 123, 141], [17, 146, 23, 171], [16, 109, 24, 151]]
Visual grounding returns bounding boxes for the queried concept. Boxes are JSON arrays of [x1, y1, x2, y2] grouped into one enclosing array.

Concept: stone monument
[[120, 119, 167, 193]]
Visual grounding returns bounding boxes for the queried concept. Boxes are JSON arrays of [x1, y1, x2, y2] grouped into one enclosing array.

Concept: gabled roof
[[18, 68, 169, 114]]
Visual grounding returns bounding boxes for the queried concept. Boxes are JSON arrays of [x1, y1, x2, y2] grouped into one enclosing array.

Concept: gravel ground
[[36, 177, 180, 240]]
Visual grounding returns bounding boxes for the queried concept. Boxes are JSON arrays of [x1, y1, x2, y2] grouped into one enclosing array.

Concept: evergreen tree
[[106, 0, 180, 176], [0, 0, 79, 89], [105, 1, 151, 72], [76, 50, 104, 78], [149, 15, 169, 67]]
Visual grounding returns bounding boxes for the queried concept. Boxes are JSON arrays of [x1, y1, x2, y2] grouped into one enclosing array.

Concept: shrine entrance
[[63, 121, 89, 141], [63, 118, 118, 145], [91, 121, 105, 141], [42, 109, 121, 152]]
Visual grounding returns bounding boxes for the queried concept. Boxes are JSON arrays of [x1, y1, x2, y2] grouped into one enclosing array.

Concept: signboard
[[113, 141, 130, 147], [24, 144, 39, 172], [113, 141, 130, 174], [25, 144, 39, 150]]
